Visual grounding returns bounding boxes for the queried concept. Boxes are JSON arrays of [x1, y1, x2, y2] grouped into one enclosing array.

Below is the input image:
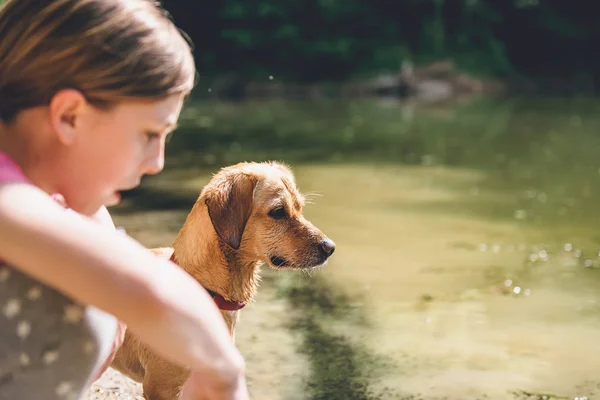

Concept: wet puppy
[[110, 161, 336, 399]]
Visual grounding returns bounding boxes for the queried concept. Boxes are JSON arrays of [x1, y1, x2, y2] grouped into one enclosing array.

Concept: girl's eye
[[146, 132, 161, 141], [268, 207, 287, 219], [147, 131, 174, 143]]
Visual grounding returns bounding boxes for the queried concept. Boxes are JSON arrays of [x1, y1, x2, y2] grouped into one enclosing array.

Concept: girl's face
[[52, 93, 184, 215]]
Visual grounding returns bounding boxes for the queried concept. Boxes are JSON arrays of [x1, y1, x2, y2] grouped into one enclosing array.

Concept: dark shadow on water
[[111, 184, 199, 215], [278, 275, 399, 400]]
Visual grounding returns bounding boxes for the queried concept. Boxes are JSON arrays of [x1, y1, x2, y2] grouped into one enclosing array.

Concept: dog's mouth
[[269, 255, 288, 267], [269, 254, 329, 269]]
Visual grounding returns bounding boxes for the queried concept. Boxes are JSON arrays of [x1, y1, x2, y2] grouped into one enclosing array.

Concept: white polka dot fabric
[[0, 263, 118, 399]]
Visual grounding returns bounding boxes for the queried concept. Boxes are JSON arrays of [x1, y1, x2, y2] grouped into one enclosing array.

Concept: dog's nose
[[319, 238, 336, 257]]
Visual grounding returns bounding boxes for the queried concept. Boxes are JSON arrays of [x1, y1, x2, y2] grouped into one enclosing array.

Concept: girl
[[0, 0, 249, 399]]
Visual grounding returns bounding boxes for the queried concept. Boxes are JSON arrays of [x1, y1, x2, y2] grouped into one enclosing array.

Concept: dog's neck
[[171, 203, 263, 307]]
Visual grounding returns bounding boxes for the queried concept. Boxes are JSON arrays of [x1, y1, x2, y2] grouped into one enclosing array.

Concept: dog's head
[[202, 161, 335, 269]]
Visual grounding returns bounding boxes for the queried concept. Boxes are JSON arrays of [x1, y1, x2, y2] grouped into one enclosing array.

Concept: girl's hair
[[0, 0, 196, 123]]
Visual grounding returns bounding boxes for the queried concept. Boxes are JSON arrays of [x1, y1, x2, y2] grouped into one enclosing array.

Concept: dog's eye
[[268, 207, 287, 219]]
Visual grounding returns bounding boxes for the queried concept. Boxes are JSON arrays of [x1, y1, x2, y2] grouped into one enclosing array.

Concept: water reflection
[[115, 95, 600, 399]]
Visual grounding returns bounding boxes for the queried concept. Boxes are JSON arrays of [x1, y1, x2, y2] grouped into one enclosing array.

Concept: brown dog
[[110, 161, 336, 399]]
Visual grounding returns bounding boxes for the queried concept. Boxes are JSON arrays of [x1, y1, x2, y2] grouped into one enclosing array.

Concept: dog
[[110, 161, 336, 399]]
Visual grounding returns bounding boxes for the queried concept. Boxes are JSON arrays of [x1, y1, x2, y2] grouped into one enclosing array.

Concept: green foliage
[[171, 0, 523, 81], [131, 1, 600, 83]]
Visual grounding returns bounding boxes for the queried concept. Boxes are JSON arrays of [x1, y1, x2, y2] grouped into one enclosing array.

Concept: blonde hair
[[0, 0, 196, 122]]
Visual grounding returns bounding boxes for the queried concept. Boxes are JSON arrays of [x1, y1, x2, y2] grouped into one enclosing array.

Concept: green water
[[130, 96, 600, 399]]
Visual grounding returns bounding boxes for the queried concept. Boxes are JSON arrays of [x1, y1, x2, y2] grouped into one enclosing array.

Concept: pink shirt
[[0, 151, 28, 182]]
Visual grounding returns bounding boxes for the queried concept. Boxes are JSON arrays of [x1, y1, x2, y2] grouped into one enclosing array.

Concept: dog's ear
[[205, 172, 257, 250]]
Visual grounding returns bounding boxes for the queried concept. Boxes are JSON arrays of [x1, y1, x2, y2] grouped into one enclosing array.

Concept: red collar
[[169, 252, 247, 311]]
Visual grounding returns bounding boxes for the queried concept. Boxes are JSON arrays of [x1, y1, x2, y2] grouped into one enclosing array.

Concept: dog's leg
[[142, 362, 188, 400]]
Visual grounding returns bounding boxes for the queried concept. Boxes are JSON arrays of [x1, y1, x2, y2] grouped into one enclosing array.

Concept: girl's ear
[[48, 89, 87, 146]]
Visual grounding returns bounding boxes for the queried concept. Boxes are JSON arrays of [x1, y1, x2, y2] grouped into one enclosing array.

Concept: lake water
[[112, 95, 600, 400]]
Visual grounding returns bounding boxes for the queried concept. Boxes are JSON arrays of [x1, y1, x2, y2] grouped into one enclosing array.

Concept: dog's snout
[[318, 238, 336, 257]]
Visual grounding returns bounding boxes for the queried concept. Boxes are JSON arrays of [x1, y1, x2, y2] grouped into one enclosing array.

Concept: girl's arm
[[0, 182, 248, 396]]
